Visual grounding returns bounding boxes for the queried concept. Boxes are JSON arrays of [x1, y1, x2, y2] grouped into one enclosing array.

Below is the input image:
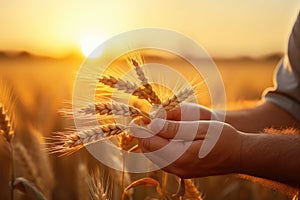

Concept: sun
[[80, 36, 105, 58]]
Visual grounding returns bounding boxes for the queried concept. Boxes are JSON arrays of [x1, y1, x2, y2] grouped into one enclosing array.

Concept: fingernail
[[149, 118, 166, 134]]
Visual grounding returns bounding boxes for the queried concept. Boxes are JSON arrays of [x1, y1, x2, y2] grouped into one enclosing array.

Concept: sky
[[0, 0, 299, 58]]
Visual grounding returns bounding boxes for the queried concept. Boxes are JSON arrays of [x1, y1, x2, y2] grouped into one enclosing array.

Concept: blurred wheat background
[[1, 0, 300, 199], [0, 53, 293, 200]]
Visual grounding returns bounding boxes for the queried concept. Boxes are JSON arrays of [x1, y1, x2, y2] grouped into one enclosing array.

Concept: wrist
[[217, 125, 244, 175], [232, 130, 245, 174]]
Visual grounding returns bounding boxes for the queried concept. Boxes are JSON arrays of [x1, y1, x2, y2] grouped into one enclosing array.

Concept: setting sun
[[81, 36, 105, 58]]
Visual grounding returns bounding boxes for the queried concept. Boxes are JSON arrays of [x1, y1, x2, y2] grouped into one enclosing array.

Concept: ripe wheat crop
[[52, 52, 195, 155], [49, 51, 201, 200]]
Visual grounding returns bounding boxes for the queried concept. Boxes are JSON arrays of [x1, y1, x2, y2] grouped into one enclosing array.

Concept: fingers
[[156, 102, 218, 121], [149, 118, 212, 140], [138, 134, 169, 153], [131, 117, 225, 142], [138, 135, 194, 169], [133, 118, 229, 172]]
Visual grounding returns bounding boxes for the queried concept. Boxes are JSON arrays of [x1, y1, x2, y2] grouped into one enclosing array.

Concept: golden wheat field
[[0, 53, 295, 200]]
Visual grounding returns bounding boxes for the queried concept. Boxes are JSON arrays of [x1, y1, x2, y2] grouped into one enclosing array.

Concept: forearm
[[240, 133, 300, 187], [225, 101, 300, 132]]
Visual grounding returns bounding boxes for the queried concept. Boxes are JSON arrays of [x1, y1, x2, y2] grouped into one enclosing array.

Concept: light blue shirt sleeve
[[264, 12, 300, 122]]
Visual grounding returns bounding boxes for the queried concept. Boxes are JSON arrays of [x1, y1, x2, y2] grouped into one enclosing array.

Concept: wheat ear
[[78, 102, 150, 119], [129, 57, 161, 105], [0, 103, 15, 200], [99, 76, 151, 101], [162, 87, 195, 111], [89, 167, 112, 200], [49, 124, 126, 155], [98, 76, 138, 93], [0, 104, 14, 142], [184, 179, 203, 200]]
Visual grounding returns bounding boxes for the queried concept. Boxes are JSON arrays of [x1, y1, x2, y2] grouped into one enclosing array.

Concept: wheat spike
[[0, 104, 13, 143], [139, 84, 162, 105], [129, 57, 149, 86], [49, 124, 126, 155], [129, 56, 162, 105], [78, 102, 150, 119], [162, 87, 194, 111], [99, 64, 161, 105], [89, 167, 112, 200], [98, 76, 138, 94], [99, 76, 151, 101], [184, 179, 203, 200], [26, 127, 54, 199]]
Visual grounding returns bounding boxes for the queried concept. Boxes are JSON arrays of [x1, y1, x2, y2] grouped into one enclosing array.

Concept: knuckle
[[166, 121, 179, 134]]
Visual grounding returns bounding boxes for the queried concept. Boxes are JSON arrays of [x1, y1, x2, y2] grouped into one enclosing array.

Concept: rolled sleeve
[[264, 12, 300, 122]]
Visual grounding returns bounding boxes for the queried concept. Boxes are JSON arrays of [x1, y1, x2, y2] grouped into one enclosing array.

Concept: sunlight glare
[[81, 36, 105, 58]]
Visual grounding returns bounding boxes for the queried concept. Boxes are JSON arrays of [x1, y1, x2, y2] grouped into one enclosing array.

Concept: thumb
[[129, 118, 154, 138]]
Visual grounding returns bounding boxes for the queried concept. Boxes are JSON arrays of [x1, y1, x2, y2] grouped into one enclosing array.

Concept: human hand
[[130, 118, 243, 178], [155, 102, 224, 121]]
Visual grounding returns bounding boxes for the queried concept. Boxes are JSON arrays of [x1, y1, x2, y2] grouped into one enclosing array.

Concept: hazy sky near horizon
[[0, 0, 299, 58]]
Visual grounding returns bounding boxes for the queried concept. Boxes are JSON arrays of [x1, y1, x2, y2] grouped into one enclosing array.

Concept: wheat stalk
[[78, 102, 150, 119], [14, 143, 44, 197], [122, 177, 162, 200], [118, 132, 136, 151], [26, 128, 54, 199], [184, 179, 203, 200], [77, 163, 91, 200], [49, 124, 126, 155], [0, 102, 15, 200]]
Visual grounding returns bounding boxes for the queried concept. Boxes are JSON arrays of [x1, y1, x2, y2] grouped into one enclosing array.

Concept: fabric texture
[[264, 12, 300, 122]]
